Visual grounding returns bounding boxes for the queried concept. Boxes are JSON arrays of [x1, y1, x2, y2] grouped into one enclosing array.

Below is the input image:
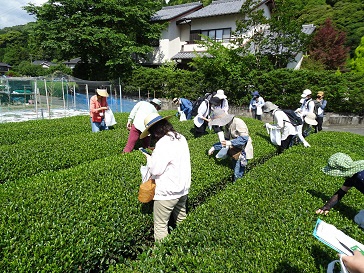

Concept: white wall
[[190, 14, 240, 32]]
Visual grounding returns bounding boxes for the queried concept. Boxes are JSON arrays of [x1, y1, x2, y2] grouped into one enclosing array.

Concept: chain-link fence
[[0, 74, 139, 123]]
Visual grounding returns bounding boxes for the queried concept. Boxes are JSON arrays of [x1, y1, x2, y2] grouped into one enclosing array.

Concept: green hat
[[322, 153, 364, 177]]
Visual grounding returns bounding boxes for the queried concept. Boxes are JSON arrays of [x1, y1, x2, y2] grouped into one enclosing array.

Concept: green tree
[[299, 4, 334, 28], [0, 24, 46, 70], [0, 29, 29, 66], [233, 0, 311, 69], [299, 0, 364, 58], [16, 61, 46, 77], [332, 0, 364, 57], [350, 36, 364, 73], [24, 0, 165, 80]]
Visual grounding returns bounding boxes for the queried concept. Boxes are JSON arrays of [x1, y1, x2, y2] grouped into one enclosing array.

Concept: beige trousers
[[153, 195, 188, 241]]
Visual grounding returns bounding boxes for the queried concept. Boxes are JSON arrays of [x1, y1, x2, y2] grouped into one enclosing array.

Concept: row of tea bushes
[[0, 111, 270, 184], [0, 129, 127, 183], [0, 111, 169, 183], [0, 115, 91, 145], [110, 132, 364, 273], [0, 114, 277, 272]]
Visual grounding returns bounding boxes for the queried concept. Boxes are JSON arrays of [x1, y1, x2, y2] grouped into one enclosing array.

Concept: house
[[145, 2, 203, 66], [147, 0, 313, 70], [63, 57, 81, 69], [32, 60, 56, 68], [289, 24, 316, 70], [147, 0, 275, 68], [0, 62, 11, 75]]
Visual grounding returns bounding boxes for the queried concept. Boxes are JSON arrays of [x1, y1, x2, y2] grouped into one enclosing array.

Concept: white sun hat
[[214, 89, 227, 99], [301, 89, 312, 98]]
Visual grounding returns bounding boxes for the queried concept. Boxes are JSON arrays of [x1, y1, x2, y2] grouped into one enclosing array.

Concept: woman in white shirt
[[249, 91, 265, 120], [263, 102, 313, 153], [140, 113, 191, 242]]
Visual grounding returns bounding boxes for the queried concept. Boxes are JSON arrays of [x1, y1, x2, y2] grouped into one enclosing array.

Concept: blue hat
[[252, 91, 259, 97]]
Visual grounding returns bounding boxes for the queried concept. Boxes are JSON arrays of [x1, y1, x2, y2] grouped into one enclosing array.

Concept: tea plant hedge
[[110, 132, 364, 273], [1, 112, 363, 272]]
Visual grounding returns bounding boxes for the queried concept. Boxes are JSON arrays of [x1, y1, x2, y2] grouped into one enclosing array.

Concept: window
[[190, 28, 231, 43]]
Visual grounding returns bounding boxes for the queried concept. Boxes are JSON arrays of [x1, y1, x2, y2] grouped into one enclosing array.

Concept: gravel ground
[[323, 125, 364, 136]]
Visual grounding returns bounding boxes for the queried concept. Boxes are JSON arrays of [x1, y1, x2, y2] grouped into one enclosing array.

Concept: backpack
[[191, 93, 212, 117], [282, 110, 303, 126], [313, 100, 321, 115]]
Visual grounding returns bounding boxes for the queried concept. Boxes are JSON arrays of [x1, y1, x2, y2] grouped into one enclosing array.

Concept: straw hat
[[301, 89, 312, 98], [140, 113, 173, 139], [263, 101, 279, 113], [322, 153, 364, 177], [209, 108, 235, 127], [214, 89, 227, 99], [96, 89, 109, 97], [304, 112, 318, 125]]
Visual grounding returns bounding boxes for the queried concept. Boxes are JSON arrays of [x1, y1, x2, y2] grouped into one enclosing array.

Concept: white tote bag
[[256, 106, 263, 115], [104, 109, 117, 126], [270, 127, 281, 146], [179, 111, 187, 121]]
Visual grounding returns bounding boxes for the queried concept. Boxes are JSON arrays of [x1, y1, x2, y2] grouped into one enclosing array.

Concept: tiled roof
[[171, 52, 212, 60], [32, 60, 56, 66], [63, 57, 81, 64], [0, 62, 11, 68], [151, 2, 203, 22], [185, 0, 246, 19], [302, 24, 316, 35]]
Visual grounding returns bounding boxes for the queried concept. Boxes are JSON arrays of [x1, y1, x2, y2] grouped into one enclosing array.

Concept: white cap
[[151, 98, 162, 106], [301, 89, 312, 98]]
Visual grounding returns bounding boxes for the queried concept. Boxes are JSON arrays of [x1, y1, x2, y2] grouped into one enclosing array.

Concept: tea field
[[1, 111, 363, 272]]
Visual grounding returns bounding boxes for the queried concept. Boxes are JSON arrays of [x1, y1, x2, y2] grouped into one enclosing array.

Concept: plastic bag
[[180, 111, 187, 121], [256, 106, 263, 115], [327, 256, 348, 273], [104, 109, 117, 127], [265, 124, 281, 146]]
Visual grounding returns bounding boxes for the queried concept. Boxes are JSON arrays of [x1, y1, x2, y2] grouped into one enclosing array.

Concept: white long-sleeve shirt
[[193, 100, 209, 127], [272, 109, 310, 146], [147, 133, 191, 200], [128, 101, 158, 132]]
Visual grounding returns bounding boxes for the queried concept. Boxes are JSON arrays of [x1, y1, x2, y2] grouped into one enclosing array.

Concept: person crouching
[[207, 109, 253, 181]]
